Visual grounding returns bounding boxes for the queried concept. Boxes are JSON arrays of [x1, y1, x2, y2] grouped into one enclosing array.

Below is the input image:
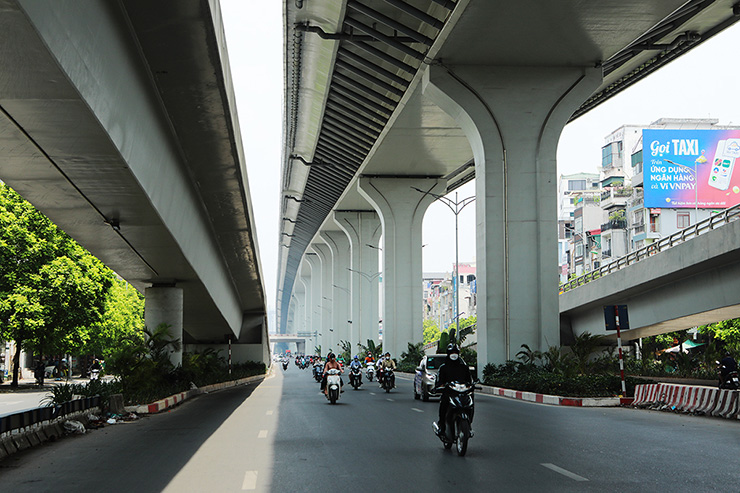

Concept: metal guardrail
[[0, 396, 101, 435], [560, 203, 740, 293]]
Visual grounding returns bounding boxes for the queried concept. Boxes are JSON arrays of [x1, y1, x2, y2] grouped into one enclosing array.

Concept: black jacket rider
[[435, 354, 474, 433]]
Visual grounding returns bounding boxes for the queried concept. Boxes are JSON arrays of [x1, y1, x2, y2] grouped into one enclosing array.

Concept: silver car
[[414, 354, 447, 401]]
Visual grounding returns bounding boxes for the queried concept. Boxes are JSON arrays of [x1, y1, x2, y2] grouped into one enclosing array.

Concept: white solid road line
[[411, 408, 424, 413], [540, 463, 589, 482], [242, 471, 258, 490], [258, 430, 268, 438]]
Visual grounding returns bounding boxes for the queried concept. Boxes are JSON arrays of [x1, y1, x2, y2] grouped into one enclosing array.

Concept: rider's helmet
[[447, 344, 460, 361], [328, 352, 335, 360], [354, 355, 359, 361]]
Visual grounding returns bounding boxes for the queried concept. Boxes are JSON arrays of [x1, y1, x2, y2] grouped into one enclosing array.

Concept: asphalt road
[[2, 368, 739, 492]]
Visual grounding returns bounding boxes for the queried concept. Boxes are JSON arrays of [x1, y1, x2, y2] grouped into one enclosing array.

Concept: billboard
[[643, 129, 740, 209]]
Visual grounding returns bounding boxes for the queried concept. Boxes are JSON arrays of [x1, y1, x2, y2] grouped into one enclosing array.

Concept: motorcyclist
[[379, 352, 396, 388], [322, 352, 344, 396], [364, 352, 375, 364], [349, 355, 363, 385], [434, 343, 474, 437], [719, 351, 738, 386]]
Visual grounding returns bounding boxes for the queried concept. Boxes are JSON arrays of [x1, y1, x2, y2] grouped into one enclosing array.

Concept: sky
[[220, 1, 740, 318]]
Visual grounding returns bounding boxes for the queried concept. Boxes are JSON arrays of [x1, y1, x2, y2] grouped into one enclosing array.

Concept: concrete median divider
[[632, 383, 738, 419], [127, 373, 268, 415]]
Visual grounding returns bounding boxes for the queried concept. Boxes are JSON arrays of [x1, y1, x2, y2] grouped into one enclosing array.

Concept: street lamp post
[[411, 187, 475, 344]]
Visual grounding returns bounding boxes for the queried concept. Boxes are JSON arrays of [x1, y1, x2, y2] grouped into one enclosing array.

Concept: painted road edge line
[[541, 463, 588, 482]]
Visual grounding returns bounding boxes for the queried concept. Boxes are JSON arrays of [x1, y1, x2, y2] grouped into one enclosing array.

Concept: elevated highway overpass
[[0, 1, 268, 363], [278, 0, 740, 364]]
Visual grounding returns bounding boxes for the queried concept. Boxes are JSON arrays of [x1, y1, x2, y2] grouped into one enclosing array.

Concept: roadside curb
[[477, 384, 633, 407], [126, 373, 268, 415], [397, 372, 632, 407]]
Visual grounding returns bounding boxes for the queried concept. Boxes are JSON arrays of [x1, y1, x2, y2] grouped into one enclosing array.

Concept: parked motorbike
[[381, 368, 394, 393], [717, 361, 740, 389], [325, 368, 342, 404], [89, 369, 100, 381], [349, 366, 363, 390], [366, 362, 375, 381], [432, 381, 476, 456]]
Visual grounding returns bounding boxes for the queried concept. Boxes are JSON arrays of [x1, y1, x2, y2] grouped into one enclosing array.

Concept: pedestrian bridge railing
[[559, 203, 740, 293]]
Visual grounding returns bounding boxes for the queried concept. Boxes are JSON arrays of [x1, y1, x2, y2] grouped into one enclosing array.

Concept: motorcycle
[[381, 368, 394, 393], [432, 381, 476, 457], [349, 366, 363, 389], [89, 368, 100, 381], [366, 362, 375, 381], [717, 361, 740, 389], [325, 368, 342, 404], [282, 359, 289, 371], [313, 362, 324, 382]]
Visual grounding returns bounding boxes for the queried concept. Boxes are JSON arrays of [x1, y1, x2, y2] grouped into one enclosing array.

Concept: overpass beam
[[320, 230, 353, 353], [335, 211, 382, 349], [144, 286, 184, 367], [423, 65, 601, 365], [358, 177, 445, 360]]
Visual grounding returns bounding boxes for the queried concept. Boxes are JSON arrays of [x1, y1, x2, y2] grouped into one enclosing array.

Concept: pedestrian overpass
[[559, 205, 740, 344], [0, 1, 268, 364]]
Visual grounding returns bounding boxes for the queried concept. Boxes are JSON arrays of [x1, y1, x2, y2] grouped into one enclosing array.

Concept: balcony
[[600, 188, 631, 209], [601, 219, 628, 231]]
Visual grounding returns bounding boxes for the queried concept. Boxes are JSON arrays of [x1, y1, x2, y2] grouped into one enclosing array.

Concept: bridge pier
[[423, 64, 601, 365], [304, 253, 323, 354], [144, 286, 184, 367], [320, 231, 353, 353], [312, 243, 336, 354], [335, 211, 382, 350], [358, 177, 445, 360]]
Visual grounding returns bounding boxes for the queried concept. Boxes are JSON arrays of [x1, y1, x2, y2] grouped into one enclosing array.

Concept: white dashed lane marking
[[242, 471, 258, 490], [411, 408, 424, 413], [266, 410, 273, 415], [386, 398, 395, 402], [541, 463, 588, 482], [258, 430, 268, 439]]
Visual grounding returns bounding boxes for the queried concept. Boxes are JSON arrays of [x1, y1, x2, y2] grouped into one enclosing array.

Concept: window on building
[[568, 180, 586, 191], [575, 243, 583, 258], [574, 216, 583, 234], [649, 214, 658, 232], [631, 150, 643, 168], [633, 210, 644, 225], [677, 212, 691, 229], [602, 141, 623, 168]]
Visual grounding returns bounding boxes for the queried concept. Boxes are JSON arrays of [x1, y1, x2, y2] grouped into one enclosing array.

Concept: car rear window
[[426, 356, 445, 369]]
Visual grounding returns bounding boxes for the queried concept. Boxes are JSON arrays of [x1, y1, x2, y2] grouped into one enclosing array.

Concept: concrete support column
[[299, 275, 313, 351], [304, 252, 323, 354], [358, 177, 445, 360], [335, 211, 381, 348], [312, 243, 336, 354], [320, 231, 352, 352], [423, 64, 602, 365], [144, 286, 184, 367], [295, 288, 306, 335]]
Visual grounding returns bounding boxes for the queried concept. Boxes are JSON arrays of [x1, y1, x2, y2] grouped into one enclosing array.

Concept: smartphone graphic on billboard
[[708, 139, 737, 191]]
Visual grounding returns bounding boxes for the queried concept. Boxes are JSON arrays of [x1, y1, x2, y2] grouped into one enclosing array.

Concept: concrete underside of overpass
[[279, 0, 740, 363], [0, 1, 267, 357], [560, 218, 740, 343]]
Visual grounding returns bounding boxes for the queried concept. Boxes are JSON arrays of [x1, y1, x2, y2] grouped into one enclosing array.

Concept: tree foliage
[[0, 184, 113, 384], [422, 319, 440, 344], [698, 318, 740, 355]]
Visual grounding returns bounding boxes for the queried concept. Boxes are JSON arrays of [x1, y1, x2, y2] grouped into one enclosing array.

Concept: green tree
[[423, 319, 440, 344], [698, 318, 740, 355], [87, 276, 145, 360], [0, 184, 112, 385]]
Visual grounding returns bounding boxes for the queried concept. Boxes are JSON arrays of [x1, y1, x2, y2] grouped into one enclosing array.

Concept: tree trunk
[[11, 340, 22, 387]]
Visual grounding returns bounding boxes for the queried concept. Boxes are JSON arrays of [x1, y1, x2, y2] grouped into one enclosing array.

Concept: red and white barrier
[[711, 389, 739, 419], [632, 383, 739, 420]]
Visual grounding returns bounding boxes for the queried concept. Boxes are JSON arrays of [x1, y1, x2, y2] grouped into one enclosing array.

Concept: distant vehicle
[[414, 354, 446, 401]]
